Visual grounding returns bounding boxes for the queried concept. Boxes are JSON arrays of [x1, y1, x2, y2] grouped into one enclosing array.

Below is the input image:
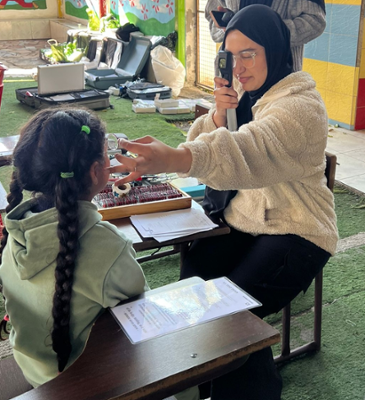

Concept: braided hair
[[0, 107, 106, 372]]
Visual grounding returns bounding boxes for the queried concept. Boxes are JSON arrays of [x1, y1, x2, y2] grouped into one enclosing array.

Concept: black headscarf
[[202, 4, 294, 218], [223, 4, 293, 126], [239, 0, 273, 10], [308, 0, 325, 12]]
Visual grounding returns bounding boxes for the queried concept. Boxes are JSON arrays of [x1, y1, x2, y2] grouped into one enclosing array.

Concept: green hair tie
[[81, 125, 90, 135], [60, 172, 74, 179]]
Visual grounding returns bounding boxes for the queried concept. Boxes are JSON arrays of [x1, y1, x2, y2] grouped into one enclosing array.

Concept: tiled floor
[[1, 39, 364, 195], [327, 126, 365, 194], [0, 39, 48, 73]]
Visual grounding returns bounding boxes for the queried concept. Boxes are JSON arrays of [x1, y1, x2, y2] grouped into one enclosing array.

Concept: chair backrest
[[324, 152, 337, 192], [195, 103, 210, 120]]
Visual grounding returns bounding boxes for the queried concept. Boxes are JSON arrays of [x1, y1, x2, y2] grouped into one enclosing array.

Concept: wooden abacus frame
[[97, 182, 192, 221]]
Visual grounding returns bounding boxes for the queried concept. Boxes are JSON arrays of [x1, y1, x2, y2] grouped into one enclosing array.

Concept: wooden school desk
[[111, 215, 231, 266], [12, 305, 280, 400]]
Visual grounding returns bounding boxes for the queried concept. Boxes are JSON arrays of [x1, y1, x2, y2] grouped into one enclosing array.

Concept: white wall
[[0, 2, 87, 40], [0, 0, 58, 21]]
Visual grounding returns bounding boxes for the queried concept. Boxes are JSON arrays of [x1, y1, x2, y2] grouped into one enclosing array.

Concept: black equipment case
[[126, 82, 172, 100], [85, 35, 151, 90], [15, 87, 111, 110], [15, 63, 111, 110]]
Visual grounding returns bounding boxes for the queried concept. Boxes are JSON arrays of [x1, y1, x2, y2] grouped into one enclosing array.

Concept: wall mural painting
[[117, 0, 175, 36], [0, 0, 46, 10], [65, 0, 88, 19], [110, 0, 119, 18]]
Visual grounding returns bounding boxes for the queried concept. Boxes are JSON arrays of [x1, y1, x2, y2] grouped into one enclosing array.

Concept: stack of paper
[[111, 277, 262, 344], [156, 100, 191, 115], [130, 205, 218, 242], [0, 182, 8, 211], [180, 98, 213, 113], [132, 99, 156, 113]]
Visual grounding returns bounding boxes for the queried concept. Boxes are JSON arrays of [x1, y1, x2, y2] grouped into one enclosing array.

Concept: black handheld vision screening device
[[217, 50, 237, 131], [218, 50, 233, 87]]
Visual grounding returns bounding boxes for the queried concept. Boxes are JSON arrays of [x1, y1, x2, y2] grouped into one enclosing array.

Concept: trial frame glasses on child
[[232, 51, 257, 69], [105, 133, 119, 151]]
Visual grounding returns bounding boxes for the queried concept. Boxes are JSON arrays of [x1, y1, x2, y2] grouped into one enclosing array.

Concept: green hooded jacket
[[0, 199, 147, 387]]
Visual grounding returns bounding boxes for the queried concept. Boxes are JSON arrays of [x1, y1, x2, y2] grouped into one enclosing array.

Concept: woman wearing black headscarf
[[206, 0, 326, 72], [110, 5, 338, 399]]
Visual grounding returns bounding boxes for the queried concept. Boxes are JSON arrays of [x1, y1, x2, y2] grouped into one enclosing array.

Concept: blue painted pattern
[[304, 3, 360, 66]]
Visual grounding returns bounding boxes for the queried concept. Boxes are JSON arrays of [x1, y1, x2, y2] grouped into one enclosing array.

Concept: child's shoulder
[[97, 219, 131, 242], [78, 202, 132, 246]]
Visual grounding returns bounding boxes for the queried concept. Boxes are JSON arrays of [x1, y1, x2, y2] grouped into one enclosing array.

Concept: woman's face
[[225, 30, 268, 92]]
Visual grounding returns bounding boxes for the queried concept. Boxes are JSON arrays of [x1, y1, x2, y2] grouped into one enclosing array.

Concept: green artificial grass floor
[[0, 78, 195, 187], [1, 79, 365, 399], [0, 79, 194, 146], [139, 190, 365, 400]]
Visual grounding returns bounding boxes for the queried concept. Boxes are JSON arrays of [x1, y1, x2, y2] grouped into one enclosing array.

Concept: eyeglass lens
[[232, 52, 255, 69], [106, 134, 119, 151]]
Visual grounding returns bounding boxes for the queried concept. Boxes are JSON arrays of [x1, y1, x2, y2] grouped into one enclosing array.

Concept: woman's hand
[[213, 76, 238, 128], [217, 5, 228, 31], [108, 136, 193, 185]]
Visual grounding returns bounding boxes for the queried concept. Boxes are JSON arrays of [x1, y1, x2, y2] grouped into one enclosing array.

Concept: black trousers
[[180, 229, 331, 400]]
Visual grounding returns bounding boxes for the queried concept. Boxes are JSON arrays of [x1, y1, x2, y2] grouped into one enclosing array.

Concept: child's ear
[[89, 161, 102, 186]]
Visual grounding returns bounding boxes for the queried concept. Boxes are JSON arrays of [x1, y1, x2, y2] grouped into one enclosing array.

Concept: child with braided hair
[[0, 107, 148, 388]]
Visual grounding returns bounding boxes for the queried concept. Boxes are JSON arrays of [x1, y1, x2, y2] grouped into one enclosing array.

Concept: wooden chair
[[194, 104, 338, 363], [275, 151, 337, 364], [0, 357, 33, 400]]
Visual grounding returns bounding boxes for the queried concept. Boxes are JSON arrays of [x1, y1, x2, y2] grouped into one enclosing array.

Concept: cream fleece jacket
[[178, 72, 338, 255]]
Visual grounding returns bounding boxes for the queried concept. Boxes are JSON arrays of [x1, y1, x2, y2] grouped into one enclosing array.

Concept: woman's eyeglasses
[[232, 51, 257, 69]]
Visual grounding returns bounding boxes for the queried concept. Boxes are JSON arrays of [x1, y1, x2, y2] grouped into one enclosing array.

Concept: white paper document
[[110, 277, 261, 344], [0, 182, 8, 211], [130, 206, 218, 242]]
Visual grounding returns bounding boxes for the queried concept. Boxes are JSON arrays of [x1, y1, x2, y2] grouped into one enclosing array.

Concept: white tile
[[50, 21, 69, 43], [0, 21, 13, 40], [334, 152, 365, 180], [341, 173, 365, 193], [30, 19, 50, 39], [327, 129, 365, 153], [325, 145, 339, 155], [12, 21, 32, 40], [344, 148, 365, 163], [345, 129, 365, 139]]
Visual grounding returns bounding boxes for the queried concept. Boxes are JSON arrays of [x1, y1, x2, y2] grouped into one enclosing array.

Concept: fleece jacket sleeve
[[179, 90, 327, 191]]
